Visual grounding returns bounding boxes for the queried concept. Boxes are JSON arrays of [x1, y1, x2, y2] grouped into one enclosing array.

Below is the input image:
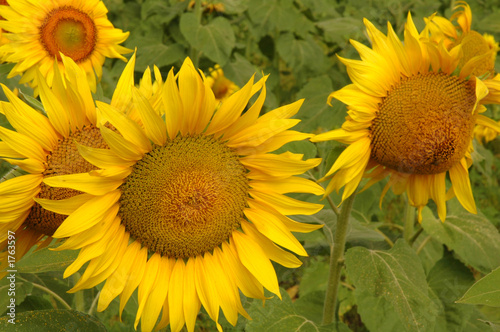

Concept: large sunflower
[[39, 58, 324, 332], [311, 13, 500, 222], [0, 52, 144, 278], [0, 0, 130, 94]]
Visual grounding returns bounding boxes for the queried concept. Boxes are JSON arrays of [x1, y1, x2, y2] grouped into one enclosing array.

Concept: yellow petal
[[76, 143, 135, 168], [132, 87, 167, 145], [241, 221, 303, 267], [135, 253, 162, 328], [119, 246, 148, 319], [35, 193, 94, 215], [97, 101, 151, 153], [168, 259, 186, 332], [182, 258, 201, 332], [241, 154, 321, 178], [232, 230, 281, 298], [162, 68, 183, 139], [448, 159, 477, 214], [0, 126, 46, 162], [250, 176, 324, 195], [53, 191, 120, 238], [43, 173, 123, 196], [194, 255, 220, 324], [249, 191, 323, 216]]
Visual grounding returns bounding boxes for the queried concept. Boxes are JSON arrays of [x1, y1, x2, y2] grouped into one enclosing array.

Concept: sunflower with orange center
[[311, 13, 500, 222], [206, 64, 239, 105], [38, 58, 324, 332], [0, 0, 130, 94], [0, 52, 152, 278]]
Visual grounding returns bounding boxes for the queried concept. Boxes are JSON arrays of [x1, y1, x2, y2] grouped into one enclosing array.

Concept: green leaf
[[180, 13, 235, 65], [0, 309, 106, 331], [135, 42, 185, 71], [355, 291, 405, 332], [427, 254, 476, 331], [15, 244, 79, 273], [294, 76, 345, 133], [0, 277, 33, 316], [412, 231, 443, 274], [345, 239, 439, 332], [420, 203, 500, 274], [247, 0, 303, 37], [276, 33, 326, 73], [246, 288, 348, 332], [300, 257, 329, 296], [458, 265, 500, 307], [316, 17, 364, 45]]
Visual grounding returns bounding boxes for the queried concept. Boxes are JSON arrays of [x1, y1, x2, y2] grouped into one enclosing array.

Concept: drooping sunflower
[[0, 52, 142, 278], [206, 64, 239, 105], [425, 1, 499, 78], [311, 13, 500, 222], [39, 57, 324, 332], [0, 0, 130, 94]]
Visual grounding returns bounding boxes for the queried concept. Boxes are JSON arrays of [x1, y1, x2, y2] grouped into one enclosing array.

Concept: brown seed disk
[[370, 72, 476, 174], [39, 6, 97, 62], [25, 125, 108, 235], [119, 135, 249, 259]]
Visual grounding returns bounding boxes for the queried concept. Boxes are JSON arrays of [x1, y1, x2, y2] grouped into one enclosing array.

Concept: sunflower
[[311, 13, 500, 222], [0, 52, 142, 278], [38, 57, 324, 332], [206, 64, 239, 105], [0, 0, 130, 94], [0, 0, 9, 50], [425, 1, 499, 78]]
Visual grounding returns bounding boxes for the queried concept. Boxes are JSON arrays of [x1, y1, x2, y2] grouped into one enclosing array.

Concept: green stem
[[322, 192, 356, 325], [403, 197, 416, 243], [88, 291, 100, 315], [326, 195, 340, 217], [18, 276, 71, 310]]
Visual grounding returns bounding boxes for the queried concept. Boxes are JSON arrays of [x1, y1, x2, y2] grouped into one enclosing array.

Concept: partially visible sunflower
[[39, 58, 324, 332], [425, 1, 499, 78], [311, 13, 500, 222], [206, 64, 239, 105], [0, 52, 142, 278], [474, 122, 499, 144], [0, 0, 131, 94]]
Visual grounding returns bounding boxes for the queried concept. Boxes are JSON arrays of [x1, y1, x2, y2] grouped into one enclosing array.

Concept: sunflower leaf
[[457, 265, 500, 307], [0, 309, 106, 331], [0, 277, 33, 316], [345, 239, 439, 332], [15, 243, 79, 273], [420, 203, 500, 274]]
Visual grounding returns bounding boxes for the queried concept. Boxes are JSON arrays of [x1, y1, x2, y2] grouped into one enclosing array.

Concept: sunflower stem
[[403, 197, 416, 243], [18, 276, 71, 310], [322, 192, 356, 325], [88, 290, 100, 315]]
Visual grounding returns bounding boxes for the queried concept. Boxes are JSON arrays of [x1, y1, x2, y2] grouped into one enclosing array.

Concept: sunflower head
[[0, 0, 131, 94], [38, 56, 324, 332], [312, 12, 500, 222], [426, 1, 498, 78], [0, 54, 106, 277]]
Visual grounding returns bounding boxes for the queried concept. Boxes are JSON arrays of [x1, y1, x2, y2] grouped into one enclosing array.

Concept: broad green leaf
[[135, 42, 185, 70], [276, 33, 326, 73], [222, 54, 262, 87], [412, 231, 443, 274], [316, 18, 364, 45], [247, 0, 303, 37], [246, 288, 348, 332], [299, 257, 329, 296], [355, 291, 405, 332], [345, 240, 439, 332], [458, 265, 500, 307], [0, 309, 106, 331], [0, 278, 33, 316], [294, 76, 345, 133], [427, 255, 476, 331], [293, 290, 327, 325], [421, 203, 500, 274], [15, 244, 79, 273], [180, 13, 235, 65]]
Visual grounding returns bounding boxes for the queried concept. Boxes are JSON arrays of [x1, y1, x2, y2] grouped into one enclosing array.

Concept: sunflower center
[[118, 134, 249, 259], [25, 125, 108, 235], [39, 6, 96, 62], [452, 31, 495, 77], [370, 72, 476, 174]]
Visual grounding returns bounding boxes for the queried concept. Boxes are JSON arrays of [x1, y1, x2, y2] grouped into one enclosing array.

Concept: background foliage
[[1, 0, 500, 331]]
